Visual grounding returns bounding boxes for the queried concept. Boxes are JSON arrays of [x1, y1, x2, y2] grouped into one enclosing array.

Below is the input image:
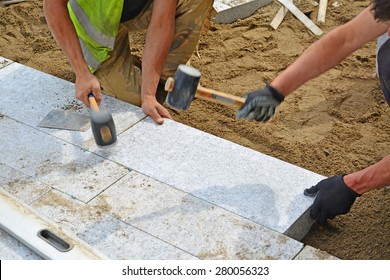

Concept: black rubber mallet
[[164, 64, 245, 111], [88, 93, 117, 146]]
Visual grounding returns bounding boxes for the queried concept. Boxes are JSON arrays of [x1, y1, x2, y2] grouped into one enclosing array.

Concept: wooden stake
[[317, 0, 328, 23], [270, 0, 292, 30], [276, 0, 323, 36]]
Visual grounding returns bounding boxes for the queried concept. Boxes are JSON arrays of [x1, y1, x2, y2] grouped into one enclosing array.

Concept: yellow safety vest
[[67, 0, 124, 72]]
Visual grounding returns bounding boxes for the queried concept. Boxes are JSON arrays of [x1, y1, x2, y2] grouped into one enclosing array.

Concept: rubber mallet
[[164, 64, 245, 111], [88, 93, 117, 146]]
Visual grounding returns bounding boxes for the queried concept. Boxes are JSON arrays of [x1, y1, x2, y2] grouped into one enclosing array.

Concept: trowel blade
[[37, 108, 90, 132]]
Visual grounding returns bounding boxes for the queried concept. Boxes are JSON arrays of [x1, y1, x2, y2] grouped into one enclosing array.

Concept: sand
[[0, 0, 389, 259]]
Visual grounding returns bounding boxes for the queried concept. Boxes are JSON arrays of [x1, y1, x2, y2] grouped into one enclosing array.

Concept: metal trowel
[[37, 108, 90, 132], [0, 0, 26, 8]]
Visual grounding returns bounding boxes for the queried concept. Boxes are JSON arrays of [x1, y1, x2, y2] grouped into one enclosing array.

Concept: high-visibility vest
[[67, 0, 124, 72]]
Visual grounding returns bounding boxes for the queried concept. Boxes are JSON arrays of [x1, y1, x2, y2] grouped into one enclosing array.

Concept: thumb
[[304, 184, 319, 197], [149, 109, 164, 125], [304, 177, 329, 197]]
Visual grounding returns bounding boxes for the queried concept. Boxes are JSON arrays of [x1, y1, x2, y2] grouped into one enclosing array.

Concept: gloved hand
[[304, 175, 361, 223], [236, 85, 285, 122]]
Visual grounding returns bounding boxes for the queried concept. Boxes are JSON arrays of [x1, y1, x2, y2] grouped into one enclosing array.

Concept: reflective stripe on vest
[[67, 0, 124, 72]]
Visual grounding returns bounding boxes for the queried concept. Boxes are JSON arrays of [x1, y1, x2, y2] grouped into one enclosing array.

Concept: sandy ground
[[0, 0, 389, 259]]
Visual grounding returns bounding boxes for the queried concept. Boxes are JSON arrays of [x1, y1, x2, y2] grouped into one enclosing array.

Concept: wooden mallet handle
[[165, 76, 245, 108], [196, 86, 245, 107], [88, 93, 113, 145], [88, 93, 100, 112]]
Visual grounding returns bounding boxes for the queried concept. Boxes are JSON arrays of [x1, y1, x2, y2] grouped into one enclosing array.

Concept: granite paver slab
[[96, 118, 325, 237], [0, 116, 129, 202], [0, 163, 51, 205], [31, 189, 196, 260], [90, 171, 304, 259], [0, 61, 145, 148], [294, 246, 339, 260]]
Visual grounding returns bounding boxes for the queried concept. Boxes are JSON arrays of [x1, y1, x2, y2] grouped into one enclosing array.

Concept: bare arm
[[140, 0, 176, 124], [344, 155, 390, 194], [271, 6, 389, 96], [43, 0, 101, 106], [274, 6, 390, 193]]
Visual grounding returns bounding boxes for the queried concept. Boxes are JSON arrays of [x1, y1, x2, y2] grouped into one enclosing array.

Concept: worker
[[236, 0, 390, 223], [43, 0, 214, 124]]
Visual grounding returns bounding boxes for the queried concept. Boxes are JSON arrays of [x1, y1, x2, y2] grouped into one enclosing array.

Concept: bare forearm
[[141, 0, 176, 102], [344, 155, 390, 194], [271, 7, 388, 96], [43, 0, 89, 76], [141, 22, 174, 100], [271, 28, 354, 95]]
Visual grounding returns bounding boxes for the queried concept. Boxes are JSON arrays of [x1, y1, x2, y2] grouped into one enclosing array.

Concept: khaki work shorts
[[95, 0, 215, 106]]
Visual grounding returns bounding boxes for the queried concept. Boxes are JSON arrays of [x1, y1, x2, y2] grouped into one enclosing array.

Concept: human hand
[[141, 96, 173, 125], [236, 85, 284, 122], [75, 72, 102, 107], [304, 175, 361, 223]]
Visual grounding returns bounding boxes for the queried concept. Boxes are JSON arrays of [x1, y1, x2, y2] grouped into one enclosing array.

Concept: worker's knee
[[101, 84, 142, 107], [97, 66, 142, 107], [176, 0, 214, 14]]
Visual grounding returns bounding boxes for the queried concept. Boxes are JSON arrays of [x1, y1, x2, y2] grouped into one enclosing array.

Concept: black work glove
[[304, 175, 361, 224], [236, 85, 285, 122]]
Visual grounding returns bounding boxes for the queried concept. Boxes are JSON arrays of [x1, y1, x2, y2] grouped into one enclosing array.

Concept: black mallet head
[[88, 93, 117, 146], [165, 65, 201, 111], [90, 110, 117, 146]]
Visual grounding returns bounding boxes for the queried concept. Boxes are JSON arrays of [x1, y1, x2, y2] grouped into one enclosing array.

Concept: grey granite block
[[95, 118, 325, 237], [0, 117, 129, 202], [0, 61, 145, 147], [294, 246, 339, 260], [0, 229, 42, 260], [283, 209, 316, 241], [0, 163, 51, 205], [31, 189, 196, 260], [90, 171, 304, 260]]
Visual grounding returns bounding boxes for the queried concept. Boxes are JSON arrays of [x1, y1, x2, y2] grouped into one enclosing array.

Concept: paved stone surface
[[89, 171, 304, 259], [0, 58, 332, 260], [95, 118, 324, 236], [0, 163, 51, 205], [294, 246, 339, 260], [0, 116, 129, 203], [0, 60, 146, 148], [32, 189, 197, 260]]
